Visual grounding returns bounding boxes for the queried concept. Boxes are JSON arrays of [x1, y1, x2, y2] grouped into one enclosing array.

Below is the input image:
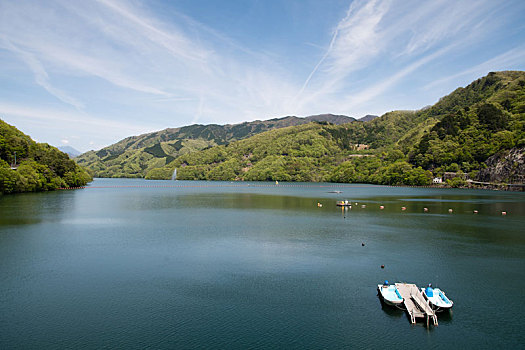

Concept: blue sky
[[1, 0, 524, 152]]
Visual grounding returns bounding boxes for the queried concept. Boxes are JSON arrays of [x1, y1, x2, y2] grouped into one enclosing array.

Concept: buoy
[[401, 207, 406, 211], [379, 205, 384, 210], [423, 207, 428, 212], [502, 211, 507, 216], [361, 243, 365, 246], [361, 204, 366, 208], [473, 210, 478, 214], [381, 265, 385, 269], [448, 209, 453, 213]]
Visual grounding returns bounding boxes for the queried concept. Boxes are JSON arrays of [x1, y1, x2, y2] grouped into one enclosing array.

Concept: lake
[[1, 178, 524, 349]]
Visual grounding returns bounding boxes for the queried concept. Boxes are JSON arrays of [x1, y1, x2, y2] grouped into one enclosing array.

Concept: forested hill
[[75, 114, 354, 178], [0, 120, 92, 194], [147, 71, 524, 186]]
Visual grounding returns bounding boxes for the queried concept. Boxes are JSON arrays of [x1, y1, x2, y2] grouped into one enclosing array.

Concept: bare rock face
[[476, 147, 525, 183]]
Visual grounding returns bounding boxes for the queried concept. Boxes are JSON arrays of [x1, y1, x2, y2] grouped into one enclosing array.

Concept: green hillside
[[0, 120, 92, 194], [75, 114, 355, 178], [149, 71, 524, 186]]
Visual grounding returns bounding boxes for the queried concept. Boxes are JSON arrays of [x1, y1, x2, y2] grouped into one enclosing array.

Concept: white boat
[[377, 281, 403, 306], [421, 284, 453, 311]]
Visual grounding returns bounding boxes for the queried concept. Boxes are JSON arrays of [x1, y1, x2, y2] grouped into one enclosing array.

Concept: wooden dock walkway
[[395, 283, 438, 326]]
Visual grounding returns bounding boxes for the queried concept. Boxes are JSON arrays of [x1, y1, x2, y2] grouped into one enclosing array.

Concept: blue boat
[[421, 284, 454, 311], [377, 281, 403, 306]]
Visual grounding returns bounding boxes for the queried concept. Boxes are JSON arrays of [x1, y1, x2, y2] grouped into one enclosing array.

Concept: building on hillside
[[432, 177, 442, 184], [354, 144, 369, 151]]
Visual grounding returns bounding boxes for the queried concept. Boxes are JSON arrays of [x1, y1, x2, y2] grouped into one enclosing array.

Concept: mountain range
[[75, 114, 355, 178], [72, 70, 524, 186], [141, 71, 524, 186]]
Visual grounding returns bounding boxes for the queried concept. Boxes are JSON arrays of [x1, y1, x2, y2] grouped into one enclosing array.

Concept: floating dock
[[395, 283, 438, 326]]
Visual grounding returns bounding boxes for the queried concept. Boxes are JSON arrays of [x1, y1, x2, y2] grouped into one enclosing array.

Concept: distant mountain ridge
[[58, 146, 81, 158], [359, 115, 378, 122], [75, 114, 355, 178]]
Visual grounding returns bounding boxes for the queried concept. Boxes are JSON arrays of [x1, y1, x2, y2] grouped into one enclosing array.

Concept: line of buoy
[[333, 202, 508, 216]]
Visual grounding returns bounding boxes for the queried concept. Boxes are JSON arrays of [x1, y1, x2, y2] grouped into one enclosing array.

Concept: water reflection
[[0, 191, 76, 226]]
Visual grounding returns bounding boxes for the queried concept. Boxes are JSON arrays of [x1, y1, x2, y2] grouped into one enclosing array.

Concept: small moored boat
[[336, 200, 352, 206], [421, 284, 453, 311], [377, 281, 403, 306]]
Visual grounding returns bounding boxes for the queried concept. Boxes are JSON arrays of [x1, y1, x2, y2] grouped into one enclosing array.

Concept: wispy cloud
[[424, 47, 525, 90], [0, 37, 85, 110], [296, 0, 390, 104], [0, 0, 523, 150], [0, 101, 159, 151], [295, 0, 517, 114], [0, 102, 155, 133]]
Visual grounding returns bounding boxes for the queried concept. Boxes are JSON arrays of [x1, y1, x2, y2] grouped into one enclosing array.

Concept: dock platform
[[395, 283, 438, 326]]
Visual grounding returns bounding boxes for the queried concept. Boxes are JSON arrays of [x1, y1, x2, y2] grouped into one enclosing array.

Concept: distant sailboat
[[171, 168, 177, 181]]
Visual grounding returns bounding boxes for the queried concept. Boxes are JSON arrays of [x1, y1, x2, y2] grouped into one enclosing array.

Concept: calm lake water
[[1, 178, 524, 349]]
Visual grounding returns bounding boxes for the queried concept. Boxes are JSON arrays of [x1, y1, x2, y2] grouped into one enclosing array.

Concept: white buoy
[[379, 205, 384, 210], [502, 211, 507, 216], [361, 205, 366, 208], [448, 209, 453, 213], [473, 210, 478, 214], [423, 207, 428, 212], [401, 207, 406, 211]]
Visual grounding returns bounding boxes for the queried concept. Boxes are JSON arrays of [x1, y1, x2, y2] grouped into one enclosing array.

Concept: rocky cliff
[[476, 147, 525, 184]]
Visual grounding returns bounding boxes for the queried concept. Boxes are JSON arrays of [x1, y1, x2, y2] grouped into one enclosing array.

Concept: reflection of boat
[[421, 284, 453, 311], [336, 200, 352, 206], [328, 190, 342, 193], [377, 281, 403, 306]]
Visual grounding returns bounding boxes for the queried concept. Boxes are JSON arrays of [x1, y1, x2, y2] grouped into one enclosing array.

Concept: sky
[[0, 0, 524, 152]]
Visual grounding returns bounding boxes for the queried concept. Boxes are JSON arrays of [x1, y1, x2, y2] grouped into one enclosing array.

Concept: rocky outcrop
[[476, 147, 525, 184]]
